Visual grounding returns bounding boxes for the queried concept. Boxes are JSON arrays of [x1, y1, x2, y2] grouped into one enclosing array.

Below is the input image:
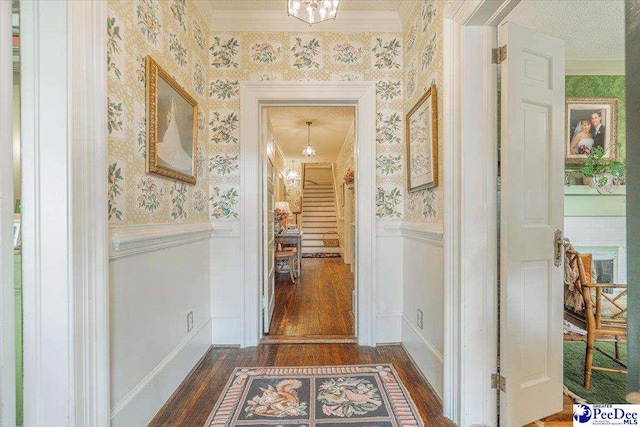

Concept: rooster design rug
[[204, 365, 423, 426]]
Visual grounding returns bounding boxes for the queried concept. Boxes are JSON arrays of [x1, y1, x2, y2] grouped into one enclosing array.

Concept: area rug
[[204, 364, 424, 427], [564, 341, 627, 404], [302, 253, 342, 259]]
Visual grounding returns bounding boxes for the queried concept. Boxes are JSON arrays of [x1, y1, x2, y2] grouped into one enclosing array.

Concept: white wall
[[565, 216, 627, 283], [400, 223, 444, 398], [109, 225, 212, 426]]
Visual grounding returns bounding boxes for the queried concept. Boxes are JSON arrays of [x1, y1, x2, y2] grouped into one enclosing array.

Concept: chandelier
[[302, 121, 316, 157], [287, 0, 339, 26], [285, 160, 299, 182]]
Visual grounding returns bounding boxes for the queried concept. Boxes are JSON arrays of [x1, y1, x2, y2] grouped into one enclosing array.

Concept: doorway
[[261, 106, 356, 342], [239, 81, 377, 347], [501, 0, 629, 414]]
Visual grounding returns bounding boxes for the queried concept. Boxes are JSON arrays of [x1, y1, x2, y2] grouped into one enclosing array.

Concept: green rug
[[564, 341, 627, 404]]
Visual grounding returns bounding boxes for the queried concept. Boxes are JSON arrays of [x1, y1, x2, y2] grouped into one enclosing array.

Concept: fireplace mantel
[[565, 185, 626, 217]]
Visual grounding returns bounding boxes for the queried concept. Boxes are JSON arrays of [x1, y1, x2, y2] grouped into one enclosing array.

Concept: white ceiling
[[504, 0, 624, 61], [267, 106, 355, 163], [205, 0, 402, 11]]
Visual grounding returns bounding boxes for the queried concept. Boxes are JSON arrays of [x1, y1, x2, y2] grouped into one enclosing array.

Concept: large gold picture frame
[[565, 97, 618, 166], [406, 84, 438, 192], [146, 55, 198, 184]]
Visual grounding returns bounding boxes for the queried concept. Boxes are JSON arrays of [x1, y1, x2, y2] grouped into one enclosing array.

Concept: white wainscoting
[[109, 223, 213, 426], [210, 221, 243, 344], [376, 221, 404, 343], [400, 221, 445, 398]]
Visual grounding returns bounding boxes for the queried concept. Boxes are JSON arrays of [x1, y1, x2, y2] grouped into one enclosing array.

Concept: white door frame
[[20, 1, 110, 425], [240, 81, 377, 347], [0, 1, 16, 425], [442, 1, 520, 424]]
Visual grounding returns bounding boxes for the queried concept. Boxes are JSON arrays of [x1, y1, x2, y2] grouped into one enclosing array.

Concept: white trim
[[110, 317, 211, 419], [240, 81, 377, 347], [400, 221, 444, 245], [566, 60, 625, 75], [211, 221, 241, 238], [443, 1, 506, 425], [202, 10, 401, 33], [401, 315, 444, 363], [377, 219, 402, 237], [69, 2, 110, 425], [0, 1, 16, 425], [109, 222, 214, 259], [21, 2, 110, 425]]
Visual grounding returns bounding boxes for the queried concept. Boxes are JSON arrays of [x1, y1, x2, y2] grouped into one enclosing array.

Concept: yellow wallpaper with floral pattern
[[107, 0, 209, 226], [207, 30, 405, 221], [403, 0, 444, 223], [108, 0, 444, 225]]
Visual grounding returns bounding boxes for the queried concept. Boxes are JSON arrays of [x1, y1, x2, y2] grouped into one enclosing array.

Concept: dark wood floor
[[267, 257, 355, 338], [149, 344, 454, 427]]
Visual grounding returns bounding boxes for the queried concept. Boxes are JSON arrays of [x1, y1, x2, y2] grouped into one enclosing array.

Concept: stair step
[[303, 207, 335, 212], [302, 246, 341, 254], [301, 227, 338, 234], [304, 194, 334, 198], [304, 188, 333, 193], [303, 233, 337, 240], [302, 211, 335, 217], [302, 221, 338, 228], [305, 184, 333, 188], [304, 201, 335, 206]]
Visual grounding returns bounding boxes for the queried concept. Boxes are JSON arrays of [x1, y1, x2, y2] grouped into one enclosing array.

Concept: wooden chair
[[275, 250, 297, 284], [563, 241, 627, 389]]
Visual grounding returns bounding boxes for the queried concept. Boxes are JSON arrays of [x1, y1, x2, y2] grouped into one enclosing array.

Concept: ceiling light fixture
[[287, 0, 339, 26], [302, 121, 316, 158], [286, 160, 299, 181]]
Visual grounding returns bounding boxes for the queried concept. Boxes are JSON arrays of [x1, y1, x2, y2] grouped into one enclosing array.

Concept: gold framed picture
[[146, 55, 198, 184], [406, 84, 438, 192], [565, 97, 618, 165]]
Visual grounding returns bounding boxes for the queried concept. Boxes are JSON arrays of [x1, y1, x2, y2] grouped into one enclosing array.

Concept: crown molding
[[566, 60, 625, 76], [192, 0, 214, 32], [398, 0, 418, 29], [204, 10, 402, 33]]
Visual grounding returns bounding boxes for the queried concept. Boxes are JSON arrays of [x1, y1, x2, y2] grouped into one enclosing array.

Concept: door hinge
[[492, 45, 507, 64], [491, 373, 506, 392]]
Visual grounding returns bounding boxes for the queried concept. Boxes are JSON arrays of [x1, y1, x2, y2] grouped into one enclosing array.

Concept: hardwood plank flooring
[[524, 394, 574, 427], [149, 344, 454, 427], [268, 257, 355, 338]]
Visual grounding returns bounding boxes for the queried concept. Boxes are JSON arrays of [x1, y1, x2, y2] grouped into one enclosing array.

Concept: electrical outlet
[[417, 309, 423, 329], [187, 311, 194, 332]]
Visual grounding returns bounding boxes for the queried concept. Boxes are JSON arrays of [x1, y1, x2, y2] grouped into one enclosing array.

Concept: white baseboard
[[401, 314, 444, 398], [211, 314, 242, 345], [110, 318, 212, 427], [376, 313, 402, 343]]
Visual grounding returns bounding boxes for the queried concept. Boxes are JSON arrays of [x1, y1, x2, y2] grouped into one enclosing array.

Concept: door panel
[[263, 110, 276, 333], [499, 22, 565, 426]]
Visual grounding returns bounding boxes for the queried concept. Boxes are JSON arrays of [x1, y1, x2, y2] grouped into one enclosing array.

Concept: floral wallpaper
[[402, 0, 444, 222], [566, 75, 626, 164], [107, 0, 445, 226], [208, 30, 406, 221], [107, 0, 209, 226]]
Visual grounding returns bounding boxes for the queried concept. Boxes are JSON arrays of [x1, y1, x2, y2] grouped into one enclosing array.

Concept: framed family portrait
[[565, 97, 618, 165], [146, 55, 198, 184], [406, 84, 438, 192]]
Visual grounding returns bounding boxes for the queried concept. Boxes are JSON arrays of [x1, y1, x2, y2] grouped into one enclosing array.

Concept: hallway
[[149, 344, 453, 427], [267, 257, 355, 339]]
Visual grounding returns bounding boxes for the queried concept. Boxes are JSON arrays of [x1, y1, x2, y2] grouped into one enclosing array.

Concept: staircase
[[301, 183, 340, 255]]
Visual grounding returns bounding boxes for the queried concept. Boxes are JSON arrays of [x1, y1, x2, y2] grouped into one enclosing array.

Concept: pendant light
[[287, 0, 339, 26], [302, 121, 316, 158]]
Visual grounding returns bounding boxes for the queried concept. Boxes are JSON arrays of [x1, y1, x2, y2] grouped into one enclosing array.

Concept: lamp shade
[[275, 201, 292, 214]]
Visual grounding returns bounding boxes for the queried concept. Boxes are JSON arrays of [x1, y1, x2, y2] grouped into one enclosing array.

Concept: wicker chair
[[563, 241, 627, 390]]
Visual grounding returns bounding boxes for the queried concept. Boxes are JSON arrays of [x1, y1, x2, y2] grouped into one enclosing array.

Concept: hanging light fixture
[[287, 0, 339, 26], [302, 121, 316, 158], [285, 160, 299, 182]]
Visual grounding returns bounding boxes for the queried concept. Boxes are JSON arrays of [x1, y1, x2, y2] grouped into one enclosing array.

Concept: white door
[[499, 22, 565, 426], [262, 109, 276, 334]]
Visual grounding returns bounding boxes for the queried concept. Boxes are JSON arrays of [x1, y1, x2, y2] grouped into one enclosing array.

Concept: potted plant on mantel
[[580, 146, 625, 194]]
